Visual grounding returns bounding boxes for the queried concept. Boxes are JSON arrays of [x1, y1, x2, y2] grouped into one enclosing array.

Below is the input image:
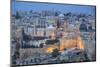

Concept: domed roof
[[59, 13, 64, 17], [47, 25, 55, 29]]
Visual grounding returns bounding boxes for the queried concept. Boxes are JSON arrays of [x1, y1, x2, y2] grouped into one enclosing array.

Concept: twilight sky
[[12, 0, 96, 15]]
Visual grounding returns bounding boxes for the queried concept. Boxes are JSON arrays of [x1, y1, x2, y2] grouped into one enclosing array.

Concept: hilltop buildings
[[11, 10, 96, 65]]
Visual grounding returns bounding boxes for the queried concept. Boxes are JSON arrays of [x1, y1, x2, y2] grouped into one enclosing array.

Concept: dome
[[47, 25, 55, 29], [59, 14, 64, 17]]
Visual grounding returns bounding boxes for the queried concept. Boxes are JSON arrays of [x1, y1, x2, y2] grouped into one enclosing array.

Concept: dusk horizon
[[12, 1, 96, 15]]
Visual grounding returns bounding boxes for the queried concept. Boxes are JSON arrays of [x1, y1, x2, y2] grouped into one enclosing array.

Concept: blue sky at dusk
[[12, 1, 96, 15]]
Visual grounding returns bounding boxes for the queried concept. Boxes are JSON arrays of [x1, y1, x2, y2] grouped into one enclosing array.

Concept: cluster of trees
[[21, 43, 44, 48], [52, 48, 60, 57], [79, 23, 94, 32], [51, 48, 90, 63], [21, 28, 60, 48], [45, 39, 60, 45], [11, 41, 20, 66]]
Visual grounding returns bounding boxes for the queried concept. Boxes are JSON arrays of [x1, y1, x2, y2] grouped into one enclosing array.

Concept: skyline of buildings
[[12, 1, 96, 16], [11, 1, 96, 66]]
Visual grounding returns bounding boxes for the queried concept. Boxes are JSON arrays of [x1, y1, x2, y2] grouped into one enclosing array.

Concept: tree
[[52, 48, 60, 57], [39, 43, 44, 48], [55, 12, 59, 16], [57, 20, 60, 28], [79, 23, 87, 31], [22, 29, 31, 42], [15, 11, 21, 19], [11, 42, 20, 65], [45, 39, 59, 45], [88, 25, 92, 31]]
